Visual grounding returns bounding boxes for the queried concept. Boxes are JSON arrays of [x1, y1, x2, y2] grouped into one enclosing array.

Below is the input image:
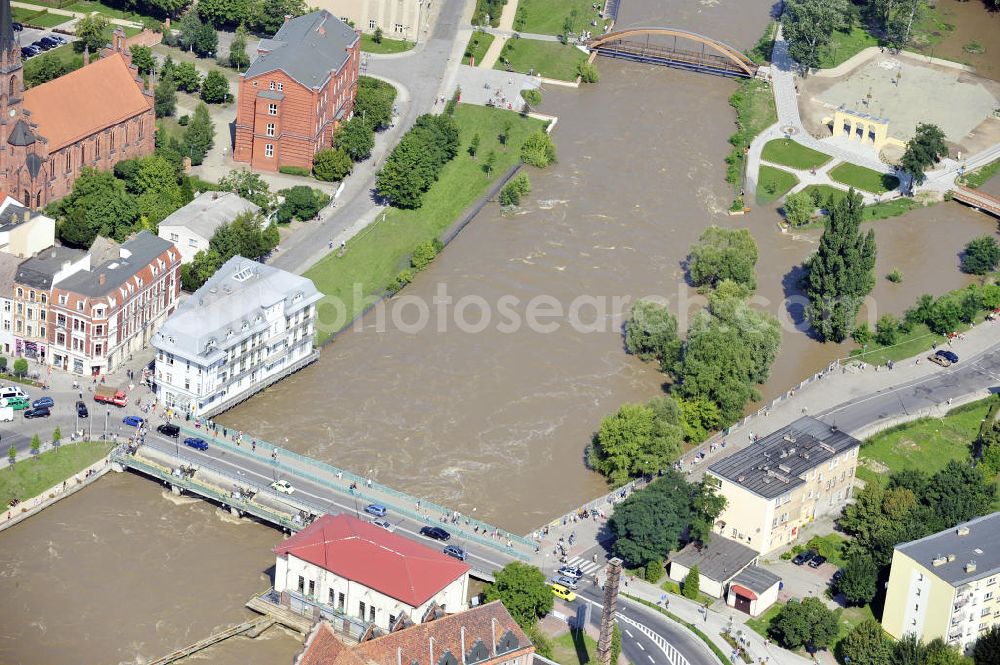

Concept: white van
[[0, 406, 12, 422], [0, 386, 27, 401]]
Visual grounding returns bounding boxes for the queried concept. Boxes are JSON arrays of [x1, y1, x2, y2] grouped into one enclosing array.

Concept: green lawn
[[24, 42, 84, 87], [15, 9, 73, 28], [306, 106, 547, 342], [761, 139, 831, 170], [857, 397, 990, 487], [65, 0, 152, 23], [829, 163, 899, 194], [727, 79, 778, 199], [817, 26, 880, 69], [464, 30, 495, 65], [959, 157, 1000, 190], [660, 578, 714, 606], [745, 602, 782, 639], [804, 534, 849, 568], [0, 441, 113, 507], [514, 0, 610, 37], [756, 165, 799, 204], [360, 34, 414, 54], [796, 185, 922, 227], [746, 602, 874, 656], [495, 38, 586, 81], [551, 630, 598, 665]]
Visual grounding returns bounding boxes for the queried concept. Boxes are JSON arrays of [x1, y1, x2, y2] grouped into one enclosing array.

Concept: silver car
[[553, 575, 579, 590], [372, 517, 395, 532]]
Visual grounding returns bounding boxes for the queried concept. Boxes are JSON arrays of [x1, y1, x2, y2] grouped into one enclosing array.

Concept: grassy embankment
[[551, 630, 598, 665], [761, 139, 831, 170], [514, 0, 611, 36], [360, 34, 414, 54], [829, 163, 899, 194], [726, 79, 777, 209], [0, 441, 114, 507], [306, 105, 547, 343], [494, 38, 586, 81], [464, 30, 495, 65], [958, 157, 1000, 189], [746, 602, 876, 658], [757, 165, 799, 204]]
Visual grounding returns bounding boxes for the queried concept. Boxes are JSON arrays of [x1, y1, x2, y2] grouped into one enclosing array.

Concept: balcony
[[954, 597, 968, 611]]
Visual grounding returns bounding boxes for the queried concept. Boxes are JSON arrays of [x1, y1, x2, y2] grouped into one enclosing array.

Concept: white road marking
[[625, 629, 634, 638], [637, 643, 645, 651], [647, 656, 655, 663]]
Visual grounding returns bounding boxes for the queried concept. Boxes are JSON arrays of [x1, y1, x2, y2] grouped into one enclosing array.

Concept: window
[[269, 81, 275, 90], [369, 605, 375, 623], [268, 103, 278, 115], [277, 82, 283, 91], [265, 144, 274, 158], [369, 19, 377, 29], [358, 601, 366, 619], [337, 593, 345, 612], [65, 152, 71, 173], [308, 580, 315, 597], [95, 343, 103, 356], [110, 129, 115, 152], [95, 135, 100, 158], [188, 238, 198, 247], [169, 233, 179, 241], [297, 576, 305, 593], [40, 294, 46, 304], [985, 591, 995, 601], [29, 290, 35, 302], [138, 118, 144, 139], [389, 614, 396, 627], [77, 301, 84, 311], [266, 123, 275, 137], [329, 589, 336, 605], [395, 23, 404, 32]]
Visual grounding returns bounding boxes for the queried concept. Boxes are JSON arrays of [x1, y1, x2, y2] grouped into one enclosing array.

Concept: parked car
[[31, 41, 52, 51], [20, 46, 39, 58], [557, 565, 584, 579], [157, 423, 180, 438], [76, 400, 89, 418], [831, 569, 844, 584], [24, 406, 50, 419], [420, 526, 451, 541], [39, 36, 60, 48], [371, 517, 394, 532], [270, 479, 294, 494], [808, 555, 827, 569], [553, 575, 578, 590], [12, 21, 23, 31], [442, 545, 467, 561], [123, 415, 144, 427], [550, 583, 577, 602], [32, 396, 54, 409], [183, 437, 208, 451], [937, 350, 959, 364], [6, 396, 29, 410], [365, 504, 388, 517], [792, 550, 816, 566]]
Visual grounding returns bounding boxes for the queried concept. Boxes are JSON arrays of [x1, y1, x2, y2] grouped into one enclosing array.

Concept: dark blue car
[[32, 396, 54, 409], [936, 350, 959, 364], [123, 415, 144, 427], [365, 504, 387, 517], [184, 437, 208, 451]]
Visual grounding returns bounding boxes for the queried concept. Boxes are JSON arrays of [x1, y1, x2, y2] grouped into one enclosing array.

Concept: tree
[[184, 103, 215, 166], [469, 133, 480, 158], [118, 155, 184, 226], [678, 397, 721, 443], [253, 0, 306, 34], [129, 44, 156, 75], [875, 314, 900, 347], [178, 10, 204, 50], [193, 22, 219, 57], [154, 77, 177, 118], [499, 173, 531, 206], [771, 597, 840, 650], [277, 186, 327, 223], [197, 0, 255, 29], [229, 23, 250, 69], [681, 566, 700, 599], [377, 114, 458, 208], [200, 70, 230, 103], [782, 0, 849, 69], [334, 117, 375, 161], [610, 623, 621, 665], [900, 123, 947, 184], [782, 190, 815, 227], [24, 52, 72, 87], [924, 639, 968, 665], [30, 434, 40, 456], [974, 625, 1000, 665], [354, 76, 397, 131], [805, 189, 877, 342], [589, 397, 686, 483], [52, 427, 62, 448], [75, 14, 111, 53], [839, 619, 892, 665], [608, 471, 725, 567], [924, 460, 996, 527], [688, 226, 759, 291], [962, 235, 1000, 275], [498, 119, 512, 148], [12, 357, 28, 377], [624, 299, 681, 373], [53, 168, 139, 246], [373, 26, 383, 43], [836, 553, 878, 606], [7, 443, 15, 464], [313, 148, 353, 182], [172, 61, 202, 93], [521, 131, 556, 167], [182, 211, 278, 290], [892, 634, 926, 665], [483, 151, 497, 175], [483, 563, 553, 629], [219, 169, 276, 210]]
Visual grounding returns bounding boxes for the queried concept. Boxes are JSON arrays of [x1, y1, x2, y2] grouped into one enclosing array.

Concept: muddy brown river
[[2, 1, 998, 663]]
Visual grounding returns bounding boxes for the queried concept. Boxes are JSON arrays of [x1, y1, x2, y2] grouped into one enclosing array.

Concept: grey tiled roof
[[8, 119, 37, 146], [245, 10, 358, 89], [152, 255, 321, 362], [0, 201, 31, 231], [670, 536, 758, 583], [0, 251, 20, 298], [731, 565, 781, 594], [896, 512, 1000, 586], [56, 231, 172, 297], [707, 417, 861, 499], [158, 191, 261, 241], [14, 246, 87, 289]]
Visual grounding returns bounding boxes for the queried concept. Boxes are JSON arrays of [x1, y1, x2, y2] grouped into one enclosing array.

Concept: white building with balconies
[[151, 256, 322, 417]]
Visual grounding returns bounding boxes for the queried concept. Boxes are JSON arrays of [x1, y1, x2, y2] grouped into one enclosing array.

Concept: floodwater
[[916, 0, 1000, 81], [0, 473, 302, 665], [3, 2, 998, 663]]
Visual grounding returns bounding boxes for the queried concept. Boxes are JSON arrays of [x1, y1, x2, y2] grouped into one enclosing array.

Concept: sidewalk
[[477, 0, 520, 69]]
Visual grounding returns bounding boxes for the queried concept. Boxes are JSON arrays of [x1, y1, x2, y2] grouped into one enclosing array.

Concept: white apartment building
[[0, 252, 18, 356], [157, 191, 262, 264], [151, 256, 321, 417]]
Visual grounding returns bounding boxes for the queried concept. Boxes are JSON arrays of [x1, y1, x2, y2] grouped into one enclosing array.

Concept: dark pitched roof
[[8, 119, 37, 146], [895, 512, 1000, 586], [707, 417, 861, 499], [14, 246, 87, 289], [0, 0, 15, 55], [245, 10, 358, 89], [25, 152, 43, 178], [0, 201, 31, 230], [669, 536, 759, 583], [55, 231, 172, 297], [730, 565, 781, 594]]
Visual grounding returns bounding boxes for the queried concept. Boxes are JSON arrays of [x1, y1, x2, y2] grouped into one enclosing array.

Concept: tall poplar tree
[[805, 189, 876, 342]]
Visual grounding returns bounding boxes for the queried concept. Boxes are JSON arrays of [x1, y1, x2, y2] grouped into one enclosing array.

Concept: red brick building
[[0, 1, 154, 209], [233, 10, 360, 172], [48, 232, 180, 377]]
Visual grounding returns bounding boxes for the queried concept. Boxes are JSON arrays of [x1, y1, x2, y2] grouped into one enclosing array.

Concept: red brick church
[[0, 0, 154, 209]]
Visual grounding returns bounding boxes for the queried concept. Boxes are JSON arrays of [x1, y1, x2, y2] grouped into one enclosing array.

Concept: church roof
[[23, 52, 151, 151], [8, 119, 36, 146], [25, 152, 42, 178]]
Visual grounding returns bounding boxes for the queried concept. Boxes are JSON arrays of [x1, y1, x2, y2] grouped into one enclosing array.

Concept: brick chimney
[[99, 273, 106, 286], [284, 14, 292, 22], [22, 209, 29, 221]]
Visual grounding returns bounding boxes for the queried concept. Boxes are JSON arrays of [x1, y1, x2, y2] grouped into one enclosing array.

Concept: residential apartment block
[[883, 512, 1000, 653], [233, 10, 360, 172], [0, 198, 54, 257], [48, 232, 180, 376], [707, 417, 861, 554], [12, 246, 88, 363], [151, 256, 320, 417], [157, 191, 262, 264]]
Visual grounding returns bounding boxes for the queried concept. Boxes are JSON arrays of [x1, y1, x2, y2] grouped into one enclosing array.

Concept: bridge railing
[[171, 424, 535, 559]]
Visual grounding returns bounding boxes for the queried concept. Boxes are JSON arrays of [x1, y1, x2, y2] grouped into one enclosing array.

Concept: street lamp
[[104, 409, 109, 440]]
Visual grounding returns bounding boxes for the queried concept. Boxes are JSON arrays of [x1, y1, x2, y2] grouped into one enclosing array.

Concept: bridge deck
[[953, 185, 1000, 218], [593, 40, 754, 77], [146, 616, 275, 665]]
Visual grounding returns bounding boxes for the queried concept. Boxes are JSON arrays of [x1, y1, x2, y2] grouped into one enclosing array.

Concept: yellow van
[[551, 583, 577, 602]]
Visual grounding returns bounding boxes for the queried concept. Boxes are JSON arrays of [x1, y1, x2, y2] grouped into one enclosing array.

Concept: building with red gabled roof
[[295, 600, 535, 665], [275, 514, 470, 631]]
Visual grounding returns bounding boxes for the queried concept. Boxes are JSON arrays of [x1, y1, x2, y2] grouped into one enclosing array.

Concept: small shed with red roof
[[275, 514, 470, 630]]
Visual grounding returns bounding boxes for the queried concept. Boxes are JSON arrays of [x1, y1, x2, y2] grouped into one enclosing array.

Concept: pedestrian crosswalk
[[564, 555, 603, 576]]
